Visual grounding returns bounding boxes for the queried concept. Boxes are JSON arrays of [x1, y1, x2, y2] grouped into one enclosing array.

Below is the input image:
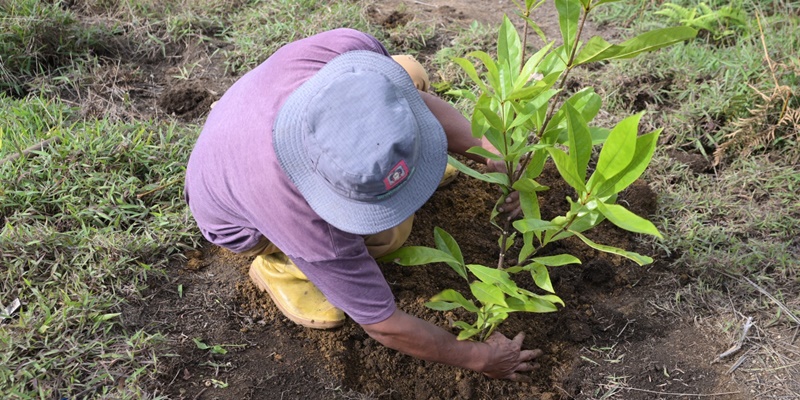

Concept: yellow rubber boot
[[438, 163, 459, 188], [248, 253, 345, 329]]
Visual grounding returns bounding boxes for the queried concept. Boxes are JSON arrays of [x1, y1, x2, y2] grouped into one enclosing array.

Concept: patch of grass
[[222, 0, 382, 73], [0, 0, 110, 97], [646, 150, 800, 316], [0, 95, 200, 398], [581, 2, 800, 157], [430, 20, 495, 98]]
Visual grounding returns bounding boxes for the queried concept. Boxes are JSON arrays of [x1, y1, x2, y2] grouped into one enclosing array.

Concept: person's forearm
[[419, 91, 486, 164], [362, 309, 489, 372]]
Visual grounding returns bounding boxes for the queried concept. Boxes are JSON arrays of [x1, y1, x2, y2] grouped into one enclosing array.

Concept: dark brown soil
[[106, 1, 746, 399], [135, 165, 743, 399]]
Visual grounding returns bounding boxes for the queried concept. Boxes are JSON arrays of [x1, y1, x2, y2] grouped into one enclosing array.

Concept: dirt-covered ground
[[87, 0, 751, 399]]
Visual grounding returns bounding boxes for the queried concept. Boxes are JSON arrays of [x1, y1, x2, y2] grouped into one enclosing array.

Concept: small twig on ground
[[714, 316, 754, 363], [411, 0, 436, 7], [712, 269, 800, 326], [740, 276, 800, 325], [192, 387, 208, 400], [621, 387, 741, 397], [136, 177, 182, 198], [727, 352, 750, 374], [0, 137, 62, 166]]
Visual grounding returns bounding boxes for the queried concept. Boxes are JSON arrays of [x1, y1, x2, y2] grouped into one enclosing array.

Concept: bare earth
[[116, 1, 756, 399]]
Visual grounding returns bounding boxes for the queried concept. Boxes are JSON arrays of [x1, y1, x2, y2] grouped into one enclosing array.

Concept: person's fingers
[[497, 192, 521, 216], [507, 372, 532, 383], [514, 362, 536, 372], [512, 331, 526, 347], [519, 348, 543, 362], [506, 207, 522, 221]]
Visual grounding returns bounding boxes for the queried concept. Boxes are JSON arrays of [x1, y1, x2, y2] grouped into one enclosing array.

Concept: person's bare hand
[[485, 159, 521, 220], [481, 331, 543, 381]]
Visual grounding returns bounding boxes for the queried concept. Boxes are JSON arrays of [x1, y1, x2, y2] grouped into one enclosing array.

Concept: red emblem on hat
[[383, 160, 409, 190]]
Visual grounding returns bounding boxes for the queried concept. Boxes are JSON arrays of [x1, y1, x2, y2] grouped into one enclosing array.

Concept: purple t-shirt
[[185, 29, 397, 325]]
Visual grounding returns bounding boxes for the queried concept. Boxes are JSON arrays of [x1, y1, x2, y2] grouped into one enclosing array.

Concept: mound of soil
[[134, 162, 743, 399]]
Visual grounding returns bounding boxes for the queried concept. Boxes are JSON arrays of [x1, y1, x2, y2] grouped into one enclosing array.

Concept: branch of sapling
[[514, 4, 592, 182]]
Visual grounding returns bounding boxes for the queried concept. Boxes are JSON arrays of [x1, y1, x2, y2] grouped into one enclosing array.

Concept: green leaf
[[467, 264, 509, 285], [444, 89, 477, 102], [551, 209, 605, 240], [477, 106, 506, 133], [524, 146, 549, 178], [434, 227, 467, 279], [531, 254, 581, 266], [470, 281, 507, 307], [564, 102, 592, 182], [518, 231, 536, 264], [468, 51, 501, 91], [517, 185, 543, 239], [569, 230, 654, 265], [503, 296, 559, 312], [572, 36, 615, 66], [596, 202, 662, 238], [538, 45, 569, 76], [498, 15, 522, 77], [549, 88, 602, 130], [592, 129, 660, 196], [546, 147, 587, 192], [513, 218, 559, 233], [193, 338, 210, 350], [512, 177, 547, 194], [573, 27, 697, 65], [532, 293, 565, 307], [555, 0, 581, 58], [508, 78, 551, 101], [594, 0, 622, 5], [428, 289, 479, 312], [377, 246, 458, 266], [611, 26, 698, 60], [456, 326, 482, 341], [591, 112, 641, 186], [447, 155, 508, 185], [467, 145, 504, 162], [453, 57, 488, 92], [513, 41, 555, 91], [425, 301, 462, 311], [94, 313, 121, 322], [467, 264, 524, 300], [530, 263, 555, 293], [590, 126, 610, 145]]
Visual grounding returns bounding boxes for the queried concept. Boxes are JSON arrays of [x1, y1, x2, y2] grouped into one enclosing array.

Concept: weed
[[656, 1, 750, 44], [1, 97, 199, 398]]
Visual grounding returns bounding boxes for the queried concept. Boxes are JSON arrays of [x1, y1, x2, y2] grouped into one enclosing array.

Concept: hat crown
[[304, 70, 419, 201]]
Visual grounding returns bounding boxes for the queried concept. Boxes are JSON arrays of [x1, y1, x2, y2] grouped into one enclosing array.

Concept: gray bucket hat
[[273, 50, 447, 235]]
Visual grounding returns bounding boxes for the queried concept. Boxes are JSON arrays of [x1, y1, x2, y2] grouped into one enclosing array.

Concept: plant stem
[[497, 217, 513, 269], [519, 10, 530, 74], [513, 6, 591, 182]]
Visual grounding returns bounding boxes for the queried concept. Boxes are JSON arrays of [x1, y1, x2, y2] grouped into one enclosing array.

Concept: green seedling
[[381, 0, 695, 340], [656, 2, 749, 43], [192, 338, 240, 355]]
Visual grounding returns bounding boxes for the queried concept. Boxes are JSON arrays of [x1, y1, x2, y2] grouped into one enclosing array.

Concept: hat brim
[[273, 51, 447, 235]]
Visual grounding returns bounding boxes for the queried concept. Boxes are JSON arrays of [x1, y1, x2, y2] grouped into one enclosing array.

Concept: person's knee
[[391, 55, 430, 92]]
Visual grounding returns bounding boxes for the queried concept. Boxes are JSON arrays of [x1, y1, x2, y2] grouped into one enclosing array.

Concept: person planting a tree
[[185, 28, 541, 381]]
